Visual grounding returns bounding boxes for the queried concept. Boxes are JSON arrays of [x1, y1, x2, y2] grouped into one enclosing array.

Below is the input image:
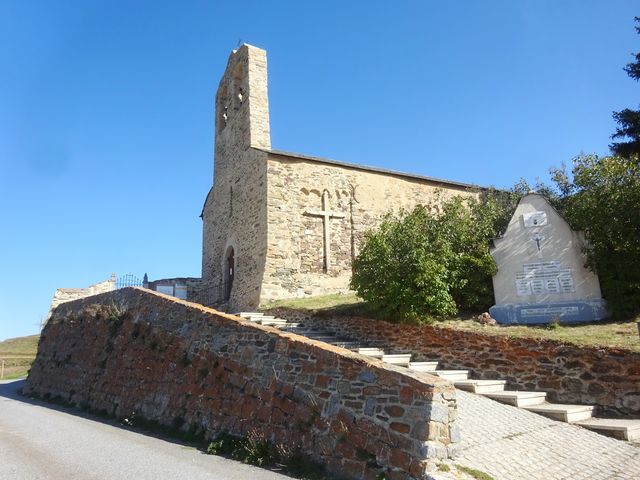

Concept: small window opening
[[224, 247, 235, 301]]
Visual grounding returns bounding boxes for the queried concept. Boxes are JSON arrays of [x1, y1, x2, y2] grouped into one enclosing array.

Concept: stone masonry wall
[[201, 44, 271, 312], [266, 309, 640, 417], [46, 276, 116, 320], [261, 153, 478, 302], [25, 288, 459, 480]]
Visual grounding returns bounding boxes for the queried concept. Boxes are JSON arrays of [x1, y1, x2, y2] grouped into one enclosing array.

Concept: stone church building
[[201, 44, 479, 311]]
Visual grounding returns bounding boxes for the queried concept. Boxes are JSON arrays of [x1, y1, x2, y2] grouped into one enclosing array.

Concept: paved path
[[454, 389, 640, 480], [0, 380, 291, 480]]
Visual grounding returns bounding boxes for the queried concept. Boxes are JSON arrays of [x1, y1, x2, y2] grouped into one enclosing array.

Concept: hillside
[[0, 334, 39, 380]]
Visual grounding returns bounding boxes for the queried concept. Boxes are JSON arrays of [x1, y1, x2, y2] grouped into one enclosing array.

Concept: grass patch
[[442, 316, 640, 352], [0, 334, 39, 379], [266, 293, 363, 311], [455, 464, 495, 480], [264, 292, 390, 319], [268, 294, 640, 352]]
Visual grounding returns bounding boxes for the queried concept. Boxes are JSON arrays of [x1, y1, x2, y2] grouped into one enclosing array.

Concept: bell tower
[[201, 44, 271, 311], [213, 44, 271, 180]]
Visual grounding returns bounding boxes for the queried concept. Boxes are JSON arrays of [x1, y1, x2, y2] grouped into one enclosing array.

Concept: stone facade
[[25, 288, 459, 480], [261, 152, 477, 301], [201, 45, 479, 312], [266, 308, 640, 417]]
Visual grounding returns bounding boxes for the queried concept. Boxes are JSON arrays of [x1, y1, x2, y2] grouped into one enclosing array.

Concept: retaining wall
[[24, 289, 458, 480], [266, 308, 640, 417]]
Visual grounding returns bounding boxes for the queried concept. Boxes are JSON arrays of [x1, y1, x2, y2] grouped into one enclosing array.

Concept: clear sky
[[0, 1, 637, 340]]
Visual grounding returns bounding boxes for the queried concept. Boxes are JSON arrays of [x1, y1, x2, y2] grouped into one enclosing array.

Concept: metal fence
[[115, 274, 143, 289]]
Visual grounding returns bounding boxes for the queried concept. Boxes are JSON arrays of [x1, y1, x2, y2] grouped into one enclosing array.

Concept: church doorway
[[224, 247, 235, 301]]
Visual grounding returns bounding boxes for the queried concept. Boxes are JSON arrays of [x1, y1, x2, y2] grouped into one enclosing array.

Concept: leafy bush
[[551, 155, 640, 319], [350, 194, 502, 321]]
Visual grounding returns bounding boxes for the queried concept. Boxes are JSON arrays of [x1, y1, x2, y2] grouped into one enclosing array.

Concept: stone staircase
[[237, 313, 640, 442]]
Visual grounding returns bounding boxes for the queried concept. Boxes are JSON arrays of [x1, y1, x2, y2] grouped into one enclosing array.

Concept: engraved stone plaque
[[520, 306, 580, 318], [523, 211, 548, 228], [559, 275, 574, 293], [515, 278, 532, 296], [530, 279, 545, 295], [515, 261, 575, 296]]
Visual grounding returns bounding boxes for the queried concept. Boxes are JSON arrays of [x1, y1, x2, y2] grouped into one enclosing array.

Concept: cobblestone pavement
[[454, 390, 640, 480]]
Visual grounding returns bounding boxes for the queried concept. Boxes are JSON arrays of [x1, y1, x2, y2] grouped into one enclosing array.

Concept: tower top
[[214, 44, 271, 151]]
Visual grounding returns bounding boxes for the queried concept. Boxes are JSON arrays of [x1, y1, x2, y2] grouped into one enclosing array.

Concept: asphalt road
[[0, 379, 292, 480]]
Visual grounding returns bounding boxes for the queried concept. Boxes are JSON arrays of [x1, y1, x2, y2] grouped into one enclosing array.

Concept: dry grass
[[0, 334, 39, 379], [267, 294, 640, 352], [442, 316, 640, 352], [265, 293, 364, 312]]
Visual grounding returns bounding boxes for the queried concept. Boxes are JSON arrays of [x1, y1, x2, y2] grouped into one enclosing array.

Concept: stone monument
[[489, 193, 608, 324]]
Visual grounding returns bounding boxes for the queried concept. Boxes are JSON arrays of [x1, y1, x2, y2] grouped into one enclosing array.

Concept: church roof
[[200, 148, 485, 218], [258, 148, 483, 191]]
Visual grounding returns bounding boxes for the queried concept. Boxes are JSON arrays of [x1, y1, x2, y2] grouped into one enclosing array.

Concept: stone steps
[[432, 370, 470, 381], [522, 402, 595, 423], [260, 318, 288, 326], [482, 390, 547, 407], [455, 379, 507, 394], [575, 418, 640, 442], [408, 361, 439, 372], [357, 347, 385, 358], [236, 313, 640, 443], [329, 341, 363, 349], [381, 354, 412, 366], [279, 322, 300, 329]]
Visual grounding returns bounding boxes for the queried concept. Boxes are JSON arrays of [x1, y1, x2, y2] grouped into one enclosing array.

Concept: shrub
[[351, 194, 502, 321], [551, 155, 640, 319]]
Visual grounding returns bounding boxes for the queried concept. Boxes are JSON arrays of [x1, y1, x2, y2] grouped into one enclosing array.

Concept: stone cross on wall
[[305, 190, 345, 272]]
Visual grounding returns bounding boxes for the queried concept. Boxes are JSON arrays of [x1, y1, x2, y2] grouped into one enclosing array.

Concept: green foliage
[[479, 155, 640, 320], [455, 464, 495, 480], [546, 318, 561, 331], [205, 431, 329, 479], [611, 17, 640, 158], [553, 155, 640, 319], [350, 194, 501, 321]]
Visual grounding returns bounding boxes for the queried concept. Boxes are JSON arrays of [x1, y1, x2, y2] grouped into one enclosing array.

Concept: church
[[200, 44, 480, 312]]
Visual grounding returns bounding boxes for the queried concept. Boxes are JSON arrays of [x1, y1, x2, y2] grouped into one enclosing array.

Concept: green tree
[[553, 155, 640, 318], [350, 194, 501, 322], [611, 17, 640, 159]]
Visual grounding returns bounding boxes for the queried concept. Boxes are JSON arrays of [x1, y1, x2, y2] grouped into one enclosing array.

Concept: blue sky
[[0, 1, 637, 340]]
